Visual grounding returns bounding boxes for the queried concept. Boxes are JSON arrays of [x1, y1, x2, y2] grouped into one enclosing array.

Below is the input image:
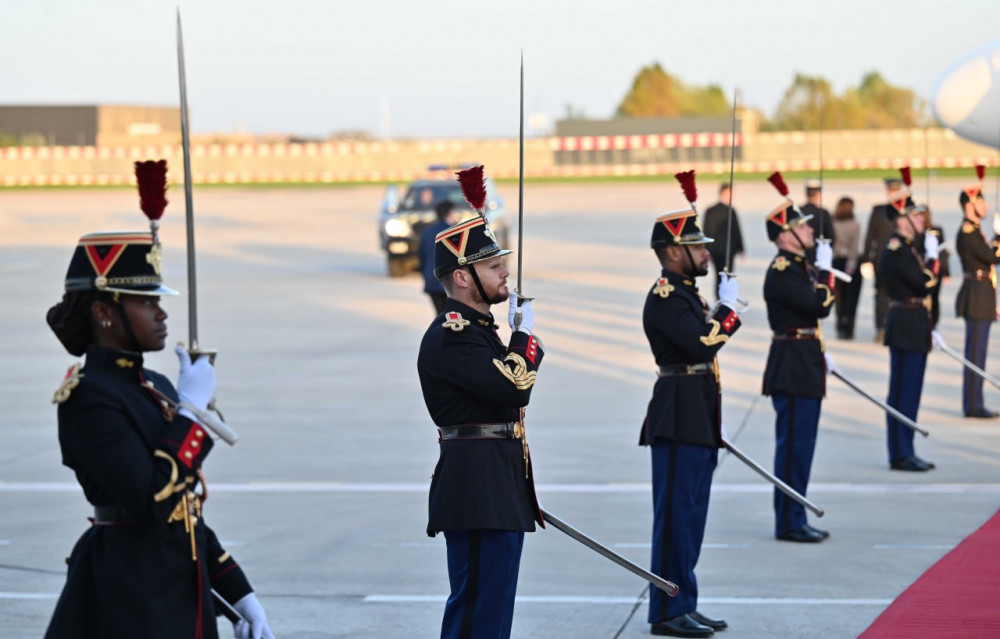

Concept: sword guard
[[188, 348, 217, 365], [513, 289, 534, 305]]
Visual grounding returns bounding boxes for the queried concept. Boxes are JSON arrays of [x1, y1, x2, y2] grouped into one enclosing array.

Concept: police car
[[378, 165, 510, 277]]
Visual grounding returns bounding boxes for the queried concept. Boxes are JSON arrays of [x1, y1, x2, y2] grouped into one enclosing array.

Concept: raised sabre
[[176, 10, 237, 445], [513, 51, 533, 330], [540, 508, 679, 597]]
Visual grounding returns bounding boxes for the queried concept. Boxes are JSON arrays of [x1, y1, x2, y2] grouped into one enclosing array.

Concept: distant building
[[552, 113, 756, 167], [0, 105, 180, 147]]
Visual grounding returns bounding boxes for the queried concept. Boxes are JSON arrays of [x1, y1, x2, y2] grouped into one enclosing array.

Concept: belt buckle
[[512, 421, 524, 439]]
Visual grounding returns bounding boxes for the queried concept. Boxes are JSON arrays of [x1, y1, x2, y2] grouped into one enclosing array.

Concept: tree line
[[613, 63, 925, 130]]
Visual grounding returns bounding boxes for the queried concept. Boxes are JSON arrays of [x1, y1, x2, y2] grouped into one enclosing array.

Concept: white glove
[[993, 214, 1000, 236], [815, 240, 834, 271], [720, 423, 730, 441], [859, 262, 875, 280], [931, 329, 945, 349], [823, 352, 838, 373], [233, 593, 275, 639], [175, 344, 216, 414], [717, 272, 739, 311], [923, 233, 940, 260], [507, 290, 534, 335]]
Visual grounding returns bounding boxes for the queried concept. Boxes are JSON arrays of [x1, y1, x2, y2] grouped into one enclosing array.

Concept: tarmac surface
[[1, 179, 999, 638]]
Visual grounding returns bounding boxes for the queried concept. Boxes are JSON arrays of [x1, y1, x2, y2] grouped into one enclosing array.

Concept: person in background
[[832, 197, 862, 339], [702, 183, 744, 299], [420, 201, 459, 315], [861, 177, 905, 341], [801, 179, 836, 247]]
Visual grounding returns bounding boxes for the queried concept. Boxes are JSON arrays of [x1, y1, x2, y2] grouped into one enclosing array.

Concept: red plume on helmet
[[767, 171, 790, 198], [899, 166, 912, 189], [674, 170, 697, 206], [976, 164, 986, 181], [135, 160, 168, 222], [456, 165, 487, 214]]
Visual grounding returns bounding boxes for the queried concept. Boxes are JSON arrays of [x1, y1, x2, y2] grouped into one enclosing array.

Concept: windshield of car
[[398, 183, 469, 212]]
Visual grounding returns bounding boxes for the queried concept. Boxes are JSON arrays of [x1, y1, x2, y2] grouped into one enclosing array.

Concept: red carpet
[[859, 508, 1000, 638]]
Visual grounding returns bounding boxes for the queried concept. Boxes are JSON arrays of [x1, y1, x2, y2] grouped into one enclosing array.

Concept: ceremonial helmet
[[433, 165, 512, 278], [62, 160, 179, 297], [765, 172, 812, 241], [885, 166, 919, 222], [960, 164, 986, 207], [650, 170, 713, 247]]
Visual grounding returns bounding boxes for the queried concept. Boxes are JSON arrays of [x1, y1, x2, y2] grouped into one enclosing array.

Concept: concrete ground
[[1, 178, 998, 638]]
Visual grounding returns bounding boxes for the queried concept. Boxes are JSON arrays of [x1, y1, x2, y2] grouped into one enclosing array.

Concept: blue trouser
[[772, 393, 822, 537], [648, 440, 717, 623], [963, 319, 992, 414], [886, 348, 927, 462], [442, 530, 524, 639]]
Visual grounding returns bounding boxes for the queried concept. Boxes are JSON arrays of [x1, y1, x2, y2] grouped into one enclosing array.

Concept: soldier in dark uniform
[[702, 183, 744, 299], [417, 215, 544, 639], [801, 179, 836, 247], [641, 173, 741, 637], [880, 194, 940, 471], [44, 229, 273, 638], [953, 170, 1000, 418], [918, 207, 950, 329], [862, 178, 906, 341], [761, 191, 836, 543]]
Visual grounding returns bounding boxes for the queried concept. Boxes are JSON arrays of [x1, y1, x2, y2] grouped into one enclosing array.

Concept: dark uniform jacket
[[46, 345, 251, 639], [417, 299, 545, 536], [955, 218, 1000, 321], [640, 269, 741, 447], [863, 205, 895, 286], [702, 203, 744, 272], [802, 203, 836, 245], [880, 234, 940, 353], [762, 250, 835, 398]]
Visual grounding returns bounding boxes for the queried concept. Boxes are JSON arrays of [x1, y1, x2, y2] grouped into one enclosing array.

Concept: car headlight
[[384, 218, 411, 237]]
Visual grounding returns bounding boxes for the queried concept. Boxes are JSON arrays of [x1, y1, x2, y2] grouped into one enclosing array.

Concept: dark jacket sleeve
[[439, 330, 544, 408], [768, 268, 835, 319], [59, 380, 214, 522], [658, 301, 741, 362], [204, 525, 253, 605]]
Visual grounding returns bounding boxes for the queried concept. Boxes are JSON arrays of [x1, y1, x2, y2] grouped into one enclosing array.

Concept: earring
[[101, 320, 111, 329]]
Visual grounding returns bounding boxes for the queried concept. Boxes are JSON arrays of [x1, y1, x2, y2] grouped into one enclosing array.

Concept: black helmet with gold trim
[[651, 170, 714, 247]]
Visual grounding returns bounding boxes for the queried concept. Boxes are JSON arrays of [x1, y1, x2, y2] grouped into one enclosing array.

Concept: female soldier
[[44, 196, 274, 637]]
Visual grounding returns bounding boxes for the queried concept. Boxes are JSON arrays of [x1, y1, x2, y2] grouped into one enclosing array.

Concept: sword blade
[[540, 508, 679, 596], [935, 341, 1000, 390], [722, 440, 825, 517], [517, 51, 525, 298], [723, 88, 738, 273], [177, 9, 199, 351], [830, 368, 930, 436], [212, 588, 245, 624]]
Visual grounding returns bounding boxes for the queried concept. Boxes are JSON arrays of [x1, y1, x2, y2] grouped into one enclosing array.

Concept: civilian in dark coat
[[702, 183, 744, 298], [420, 201, 459, 315]]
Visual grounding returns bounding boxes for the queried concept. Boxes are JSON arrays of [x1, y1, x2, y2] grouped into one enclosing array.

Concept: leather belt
[[658, 363, 713, 377], [773, 327, 818, 340], [890, 296, 930, 310], [92, 505, 140, 525], [965, 269, 992, 281], [438, 422, 521, 441]]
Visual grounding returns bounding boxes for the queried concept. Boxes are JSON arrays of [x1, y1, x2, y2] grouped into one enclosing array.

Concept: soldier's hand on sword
[[232, 592, 275, 639], [175, 343, 216, 421], [824, 351, 838, 373], [815, 240, 834, 271], [859, 262, 875, 280], [717, 272, 740, 311], [508, 290, 534, 334], [931, 329, 945, 349], [923, 232, 941, 260], [993, 213, 1000, 236]]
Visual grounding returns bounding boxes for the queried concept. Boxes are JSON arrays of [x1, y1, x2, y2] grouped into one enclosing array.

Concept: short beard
[[472, 285, 508, 306]]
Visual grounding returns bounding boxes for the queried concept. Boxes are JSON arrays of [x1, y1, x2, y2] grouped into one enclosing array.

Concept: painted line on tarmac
[[613, 543, 748, 549], [0, 592, 59, 600], [2, 482, 998, 495], [363, 595, 892, 606], [872, 543, 955, 550]]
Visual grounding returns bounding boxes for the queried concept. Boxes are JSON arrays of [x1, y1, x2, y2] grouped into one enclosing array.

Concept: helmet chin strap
[[904, 214, 920, 238], [112, 296, 142, 352], [681, 245, 698, 278], [789, 225, 812, 257], [465, 263, 492, 306]]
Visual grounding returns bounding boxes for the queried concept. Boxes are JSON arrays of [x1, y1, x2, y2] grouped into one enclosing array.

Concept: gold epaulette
[[652, 277, 674, 298], [887, 238, 901, 251], [962, 221, 978, 234], [772, 256, 790, 271], [442, 311, 470, 332], [52, 363, 83, 404]]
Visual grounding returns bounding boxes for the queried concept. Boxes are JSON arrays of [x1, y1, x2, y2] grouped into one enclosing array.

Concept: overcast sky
[[2, 0, 998, 138]]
